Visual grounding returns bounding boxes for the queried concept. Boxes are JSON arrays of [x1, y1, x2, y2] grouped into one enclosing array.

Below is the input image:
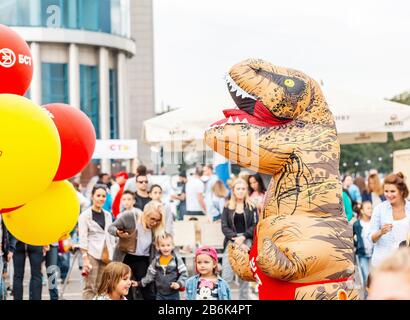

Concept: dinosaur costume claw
[[227, 243, 255, 282], [205, 59, 357, 300]]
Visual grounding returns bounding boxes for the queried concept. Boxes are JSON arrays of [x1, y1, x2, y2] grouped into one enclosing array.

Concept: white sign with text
[[92, 140, 138, 160]]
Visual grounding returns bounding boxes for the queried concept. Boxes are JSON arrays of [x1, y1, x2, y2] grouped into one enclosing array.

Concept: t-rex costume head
[[204, 59, 357, 300]]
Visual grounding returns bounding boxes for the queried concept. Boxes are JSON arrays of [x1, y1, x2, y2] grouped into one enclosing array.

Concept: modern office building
[[0, 0, 155, 173]]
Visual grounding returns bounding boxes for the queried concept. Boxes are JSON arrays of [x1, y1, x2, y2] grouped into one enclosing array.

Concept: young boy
[[135, 233, 188, 300], [118, 191, 140, 218]]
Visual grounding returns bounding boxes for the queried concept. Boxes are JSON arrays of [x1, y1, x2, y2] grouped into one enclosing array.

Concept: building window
[[80, 65, 100, 138], [0, 0, 131, 37], [78, 0, 99, 31], [0, 0, 40, 26], [99, 0, 112, 33], [109, 69, 119, 139], [42, 63, 69, 105], [111, 0, 130, 37]]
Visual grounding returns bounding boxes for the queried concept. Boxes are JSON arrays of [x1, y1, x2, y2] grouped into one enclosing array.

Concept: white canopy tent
[[143, 90, 410, 150]]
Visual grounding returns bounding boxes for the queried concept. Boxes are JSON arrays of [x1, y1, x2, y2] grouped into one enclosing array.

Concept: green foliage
[[340, 92, 410, 175]]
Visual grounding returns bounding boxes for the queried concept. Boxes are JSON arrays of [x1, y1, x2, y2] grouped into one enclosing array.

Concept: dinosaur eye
[[284, 79, 295, 88]]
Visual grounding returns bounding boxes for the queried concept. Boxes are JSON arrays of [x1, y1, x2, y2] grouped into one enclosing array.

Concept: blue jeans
[[213, 214, 222, 222], [358, 255, 371, 288], [13, 243, 43, 300], [157, 291, 180, 300], [58, 252, 71, 281], [45, 246, 59, 300], [0, 256, 6, 300]]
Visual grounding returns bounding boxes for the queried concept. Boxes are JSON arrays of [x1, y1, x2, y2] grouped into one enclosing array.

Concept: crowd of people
[[1, 164, 410, 300], [0, 164, 264, 301], [343, 171, 410, 299]]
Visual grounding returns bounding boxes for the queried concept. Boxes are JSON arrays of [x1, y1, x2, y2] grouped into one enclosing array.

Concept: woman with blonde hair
[[221, 178, 257, 300], [108, 200, 165, 300], [363, 173, 386, 206]]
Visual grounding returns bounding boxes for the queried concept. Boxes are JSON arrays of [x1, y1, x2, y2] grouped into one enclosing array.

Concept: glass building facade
[[80, 65, 100, 138], [0, 0, 143, 175], [42, 63, 69, 104], [0, 0, 131, 37], [109, 69, 119, 139]]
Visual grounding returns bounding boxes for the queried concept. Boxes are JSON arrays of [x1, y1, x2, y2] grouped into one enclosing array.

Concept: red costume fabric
[[249, 230, 349, 300], [112, 183, 125, 218]]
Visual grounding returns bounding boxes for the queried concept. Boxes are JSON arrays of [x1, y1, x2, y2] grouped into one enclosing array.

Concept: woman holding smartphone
[[369, 172, 410, 268]]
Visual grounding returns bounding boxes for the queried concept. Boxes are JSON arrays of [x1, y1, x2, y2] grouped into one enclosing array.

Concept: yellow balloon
[[3, 181, 80, 246], [0, 94, 61, 209]]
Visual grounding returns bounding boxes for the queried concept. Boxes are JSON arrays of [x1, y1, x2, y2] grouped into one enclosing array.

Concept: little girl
[[185, 246, 231, 300], [93, 262, 132, 300], [353, 201, 374, 289]]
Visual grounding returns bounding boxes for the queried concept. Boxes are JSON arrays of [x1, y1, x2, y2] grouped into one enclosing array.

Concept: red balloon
[[0, 205, 24, 215], [0, 24, 33, 95], [43, 103, 97, 181]]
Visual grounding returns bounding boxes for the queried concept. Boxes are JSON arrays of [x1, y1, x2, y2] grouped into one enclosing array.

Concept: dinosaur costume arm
[[256, 237, 299, 281], [227, 243, 255, 282]]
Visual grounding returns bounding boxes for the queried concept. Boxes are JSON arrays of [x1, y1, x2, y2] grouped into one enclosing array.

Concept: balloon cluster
[[0, 24, 96, 246]]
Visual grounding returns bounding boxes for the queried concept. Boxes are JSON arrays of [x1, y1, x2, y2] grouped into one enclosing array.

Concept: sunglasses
[[137, 180, 149, 184]]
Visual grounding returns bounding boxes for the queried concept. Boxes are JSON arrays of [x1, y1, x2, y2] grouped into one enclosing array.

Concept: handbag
[[118, 212, 138, 254], [101, 242, 112, 264]]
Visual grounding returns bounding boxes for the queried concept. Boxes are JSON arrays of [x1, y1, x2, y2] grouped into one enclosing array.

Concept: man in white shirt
[[185, 167, 206, 216]]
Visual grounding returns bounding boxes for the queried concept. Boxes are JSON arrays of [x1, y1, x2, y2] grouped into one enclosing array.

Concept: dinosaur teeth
[[209, 117, 249, 130], [224, 73, 257, 101]]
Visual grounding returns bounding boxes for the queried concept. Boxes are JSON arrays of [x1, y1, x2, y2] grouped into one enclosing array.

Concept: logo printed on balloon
[[0, 48, 16, 68], [0, 24, 34, 95], [18, 54, 32, 66]]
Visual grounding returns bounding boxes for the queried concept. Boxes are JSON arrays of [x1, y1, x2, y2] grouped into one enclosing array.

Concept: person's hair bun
[[396, 172, 405, 180]]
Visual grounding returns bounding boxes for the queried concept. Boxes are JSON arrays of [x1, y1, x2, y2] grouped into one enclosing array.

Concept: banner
[[92, 140, 138, 160]]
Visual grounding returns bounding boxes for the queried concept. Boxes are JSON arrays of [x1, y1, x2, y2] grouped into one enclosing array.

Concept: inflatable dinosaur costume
[[204, 59, 357, 300]]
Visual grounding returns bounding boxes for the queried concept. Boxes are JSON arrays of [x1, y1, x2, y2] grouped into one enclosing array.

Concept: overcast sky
[[153, 0, 410, 114]]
